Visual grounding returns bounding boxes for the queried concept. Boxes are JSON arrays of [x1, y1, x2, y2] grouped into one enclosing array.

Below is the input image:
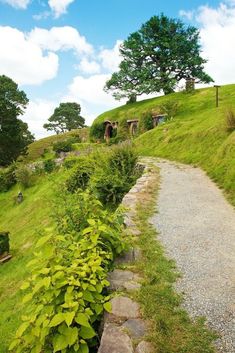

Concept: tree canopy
[[105, 14, 213, 100], [43, 102, 85, 134], [0, 75, 34, 166]]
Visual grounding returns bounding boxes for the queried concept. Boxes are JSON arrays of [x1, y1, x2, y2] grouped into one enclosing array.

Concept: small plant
[[0, 232, 10, 258], [139, 112, 154, 132], [63, 157, 80, 169], [0, 164, 16, 192], [89, 122, 105, 142], [225, 108, 235, 132], [15, 165, 33, 188], [53, 139, 73, 155], [43, 158, 56, 173], [66, 156, 95, 192], [160, 101, 180, 120]]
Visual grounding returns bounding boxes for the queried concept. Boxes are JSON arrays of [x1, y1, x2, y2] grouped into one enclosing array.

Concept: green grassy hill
[[92, 84, 235, 206]]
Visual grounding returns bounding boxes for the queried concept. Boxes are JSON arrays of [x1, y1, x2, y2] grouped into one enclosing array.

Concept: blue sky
[[0, 0, 234, 137]]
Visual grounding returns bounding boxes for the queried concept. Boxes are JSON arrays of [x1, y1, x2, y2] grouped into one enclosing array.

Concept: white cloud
[[28, 26, 93, 55], [196, 3, 235, 85], [78, 59, 101, 74], [179, 10, 194, 21], [1, 0, 29, 9], [99, 40, 123, 72], [48, 0, 74, 18], [0, 26, 58, 85], [22, 99, 57, 139]]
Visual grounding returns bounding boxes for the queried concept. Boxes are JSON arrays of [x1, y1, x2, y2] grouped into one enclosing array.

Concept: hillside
[[92, 84, 235, 206]]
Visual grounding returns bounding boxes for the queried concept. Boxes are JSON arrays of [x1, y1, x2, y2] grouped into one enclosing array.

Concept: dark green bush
[[0, 232, 10, 257], [139, 112, 154, 133], [89, 122, 105, 141], [0, 164, 16, 192], [63, 157, 79, 169], [53, 139, 73, 154], [43, 158, 56, 173], [15, 165, 33, 188], [66, 156, 95, 192]]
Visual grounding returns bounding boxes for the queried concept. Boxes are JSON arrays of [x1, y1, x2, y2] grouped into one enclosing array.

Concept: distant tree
[[105, 14, 213, 100], [0, 75, 34, 166], [43, 102, 85, 134]]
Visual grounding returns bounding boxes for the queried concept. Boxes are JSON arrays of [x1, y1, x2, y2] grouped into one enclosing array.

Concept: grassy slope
[[23, 128, 89, 163], [94, 85, 235, 206], [0, 171, 67, 352]]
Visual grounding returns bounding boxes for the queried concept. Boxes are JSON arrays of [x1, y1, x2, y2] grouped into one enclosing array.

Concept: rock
[[108, 270, 135, 291], [124, 216, 136, 228], [135, 341, 153, 353], [107, 296, 140, 322], [98, 323, 134, 353], [114, 248, 135, 265], [124, 281, 141, 292], [127, 228, 141, 236], [122, 319, 147, 339]]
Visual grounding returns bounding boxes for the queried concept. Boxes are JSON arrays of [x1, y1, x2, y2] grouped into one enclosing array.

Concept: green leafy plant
[[225, 108, 235, 132], [15, 165, 34, 189], [89, 123, 105, 142], [0, 232, 10, 257], [53, 140, 73, 155], [10, 190, 126, 353], [44, 159, 57, 174], [160, 101, 180, 120], [0, 164, 16, 192], [66, 156, 95, 193]]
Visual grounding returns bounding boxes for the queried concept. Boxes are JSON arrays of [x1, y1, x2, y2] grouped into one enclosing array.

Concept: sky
[[1, 0, 235, 138]]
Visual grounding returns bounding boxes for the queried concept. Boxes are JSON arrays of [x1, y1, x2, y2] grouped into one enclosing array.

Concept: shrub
[[89, 122, 105, 142], [66, 156, 95, 192], [139, 112, 154, 132], [43, 158, 56, 173], [63, 157, 80, 169], [0, 232, 10, 257], [0, 164, 16, 192], [160, 101, 180, 120], [15, 165, 33, 188], [10, 190, 126, 353], [225, 108, 235, 132], [53, 139, 73, 155]]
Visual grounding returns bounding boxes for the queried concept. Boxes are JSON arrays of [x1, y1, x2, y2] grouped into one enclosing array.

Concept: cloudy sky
[[1, 0, 235, 138]]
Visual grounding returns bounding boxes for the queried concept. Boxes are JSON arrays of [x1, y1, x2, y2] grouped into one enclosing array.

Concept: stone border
[[98, 162, 155, 353]]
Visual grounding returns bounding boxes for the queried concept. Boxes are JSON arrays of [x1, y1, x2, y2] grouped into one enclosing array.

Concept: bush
[[15, 165, 33, 188], [89, 122, 105, 141], [139, 112, 154, 132], [43, 158, 56, 173], [63, 157, 80, 169], [10, 190, 126, 353], [0, 232, 10, 257], [225, 108, 235, 132], [66, 156, 95, 192], [0, 164, 16, 192], [160, 101, 180, 120], [53, 139, 73, 154]]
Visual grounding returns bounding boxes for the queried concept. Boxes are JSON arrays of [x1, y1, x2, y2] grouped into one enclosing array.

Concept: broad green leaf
[[104, 301, 112, 313], [9, 339, 20, 351], [49, 313, 64, 327], [75, 313, 91, 328], [78, 342, 89, 353], [87, 219, 96, 226], [20, 282, 30, 290], [53, 334, 68, 352], [64, 311, 75, 327], [83, 291, 94, 303], [22, 293, 33, 304], [36, 234, 51, 248], [82, 227, 93, 235], [79, 326, 96, 339], [64, 327, 78, 347]]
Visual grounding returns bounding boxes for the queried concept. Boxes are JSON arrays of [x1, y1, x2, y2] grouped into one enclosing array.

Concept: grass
[[93, 84, 235, 206], [0, 170, 68, 353], [134, 163, 217, 353], [22, 128, 89, 163]]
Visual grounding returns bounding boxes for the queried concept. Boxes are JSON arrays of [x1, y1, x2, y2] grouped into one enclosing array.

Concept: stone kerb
[[98, 163, 154, 353]]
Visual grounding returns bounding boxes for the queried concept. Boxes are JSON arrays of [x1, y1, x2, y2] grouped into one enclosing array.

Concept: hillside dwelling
[[152, 114, 167, 127], [127, 119, 139, 136], [104, 120, 118, 142]]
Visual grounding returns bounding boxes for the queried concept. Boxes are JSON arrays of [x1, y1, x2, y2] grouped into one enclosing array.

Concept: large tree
[[0, 75, 34, 166], [43, 102, 85, 134], [105, 14, 213, 99]]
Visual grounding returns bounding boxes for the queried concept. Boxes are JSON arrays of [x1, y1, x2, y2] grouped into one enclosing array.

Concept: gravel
[[150, 159, 235, 353]]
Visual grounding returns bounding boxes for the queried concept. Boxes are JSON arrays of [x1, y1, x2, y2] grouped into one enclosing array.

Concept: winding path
[[150, 159, 235, 353]]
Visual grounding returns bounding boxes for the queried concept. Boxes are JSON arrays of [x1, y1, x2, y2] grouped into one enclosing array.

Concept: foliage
[[43, 159, 57, 174], [0, 164, 17, 192], [139, 112, 154, 132], [89, 122, 105, 142], [10, 190, 125, 353], [66, 156, 95, 193], [90, 143, 139, 206], [15, 165, 34, 189], [225, 108, 235, 132], [53, 139, 73, 155], [0, 75, 34, 166], [63, 157, 80, 170], [160, 101, 180, 120], [105, 14, 213, 100], [43, 102, 85, 134], [0, 232, 10, 257]]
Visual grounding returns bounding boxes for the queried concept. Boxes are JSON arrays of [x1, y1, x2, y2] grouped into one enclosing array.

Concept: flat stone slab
[[108, 296, 140, 321], [108, 270, 142, 291], [135, 341, 153, 353], [122, 319, 147, 339], [98, 323, 134, 353]]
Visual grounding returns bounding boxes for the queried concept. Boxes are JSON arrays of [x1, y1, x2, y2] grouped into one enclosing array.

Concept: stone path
[[150, 159, 235, 353]]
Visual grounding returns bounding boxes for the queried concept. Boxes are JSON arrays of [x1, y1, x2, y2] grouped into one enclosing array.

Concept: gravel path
[[150, 159, 235, 353]]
